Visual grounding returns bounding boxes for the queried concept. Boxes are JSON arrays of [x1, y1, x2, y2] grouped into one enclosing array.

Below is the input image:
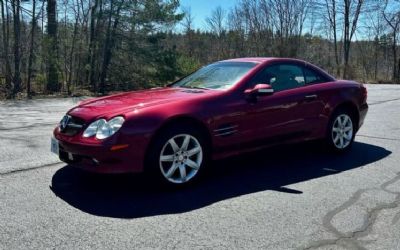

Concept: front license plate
[[51, 137, 59, 155]]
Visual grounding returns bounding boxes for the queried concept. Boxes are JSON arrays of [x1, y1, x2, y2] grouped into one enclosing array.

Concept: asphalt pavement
[[0, 85, 400, 249]]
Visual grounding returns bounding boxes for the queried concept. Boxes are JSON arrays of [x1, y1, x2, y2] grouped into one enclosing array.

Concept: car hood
[[68, 87, 216, 121]]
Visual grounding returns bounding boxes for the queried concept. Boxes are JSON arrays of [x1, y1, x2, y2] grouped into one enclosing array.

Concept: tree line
[[0, 0, 399, 99]]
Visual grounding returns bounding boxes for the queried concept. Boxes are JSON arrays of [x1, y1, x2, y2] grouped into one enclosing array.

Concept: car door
[[298, 65, 332, 134], [239, 64, 304, 146], [211, 63, 325, 154], [241, 63, 325, 147]]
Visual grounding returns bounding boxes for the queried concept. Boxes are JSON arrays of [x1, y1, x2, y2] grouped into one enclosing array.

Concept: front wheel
[[326, 111, 355, 152], [146, 126, 208, 186]]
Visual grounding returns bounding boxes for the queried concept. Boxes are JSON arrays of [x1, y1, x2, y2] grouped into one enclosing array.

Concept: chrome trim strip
[[214, 125, 238, 132], [67, 123, 84, 129], [215, 130, 237, 137]]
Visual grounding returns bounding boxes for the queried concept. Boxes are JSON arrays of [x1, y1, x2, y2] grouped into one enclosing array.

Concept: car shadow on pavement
[[50, 141, 391, 219]]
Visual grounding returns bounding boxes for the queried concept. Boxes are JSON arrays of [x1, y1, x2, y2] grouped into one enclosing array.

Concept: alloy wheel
[[159, 134, 203, 184], [331, 114, 353, 149]]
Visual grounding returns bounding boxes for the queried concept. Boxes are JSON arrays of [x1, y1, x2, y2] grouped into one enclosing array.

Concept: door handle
[[304, 94, 318, 101]]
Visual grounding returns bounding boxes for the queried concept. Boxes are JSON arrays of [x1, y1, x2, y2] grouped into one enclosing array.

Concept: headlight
[[83, 119, 106, 138], [96, 116, 124, 139], [82, 116, 124, 139]]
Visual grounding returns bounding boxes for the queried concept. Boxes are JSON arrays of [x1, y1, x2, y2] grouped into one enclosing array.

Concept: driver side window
[[249, 64, 306, 92]]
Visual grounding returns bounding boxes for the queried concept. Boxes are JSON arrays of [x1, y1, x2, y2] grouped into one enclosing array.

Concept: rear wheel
[[146, 126, 208, 186], [326, 110, 355, 152]]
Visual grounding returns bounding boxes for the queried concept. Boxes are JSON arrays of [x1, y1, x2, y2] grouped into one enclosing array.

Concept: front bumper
[[54, 129, 148, 174]]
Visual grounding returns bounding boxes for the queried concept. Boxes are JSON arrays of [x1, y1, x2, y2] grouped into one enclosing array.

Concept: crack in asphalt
[[0, 162, 63, 176], [301, 173, 400, 250], [0, 122, 56, 131], [392, 211, 400, 225], [0, 135, 41, 144], [369, 98, 400, 106]]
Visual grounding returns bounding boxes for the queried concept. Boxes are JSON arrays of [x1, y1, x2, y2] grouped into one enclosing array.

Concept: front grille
[[60, 115, 86, 136]]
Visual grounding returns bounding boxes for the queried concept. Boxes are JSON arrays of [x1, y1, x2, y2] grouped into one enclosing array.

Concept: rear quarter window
[[303, 67, 329, 85]]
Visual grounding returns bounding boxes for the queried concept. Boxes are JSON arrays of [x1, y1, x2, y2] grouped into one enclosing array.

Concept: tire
[[145, 125, 209, 187], [326, 109, 356, 153]]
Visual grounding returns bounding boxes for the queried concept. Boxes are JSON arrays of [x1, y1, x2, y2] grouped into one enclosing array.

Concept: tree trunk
[[87, 0, 103, 92], [11, 0, 21, 97], [342, 0, 363, 79], [86, 0, 98, 85], [343, 0, 350, 79], [46, 0, 59, 93], [374, 37, 379, 80], [397, 58, 400, 83], [99, 0, 123, 94], [383, 4, 400, 83], [67, 20, 79, 95], [27, 0, 36, 99], [0, 0, 13, 98], [331, 0, 340, 77]]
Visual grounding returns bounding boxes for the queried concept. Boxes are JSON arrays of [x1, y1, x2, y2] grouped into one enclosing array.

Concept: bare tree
[[206, 6, 226, 59], [343, 0, 364, 78], [269, 0, 311, 57], [66, 0, 81, 94], [206, 6, 226, 37], [27, 0, 37, 98], [356, 1, 387, 81], [227, 5, 246, 57], [99, 0, 124, 94], [73, 0, 90, 88], [1, 0, 13, 98], [383, 0, 400, 82], [324, 0, 341, 76], [182, 6, 194, 33], [87, 0, 103, 91], [238, 0, 273, 56], [46, 0, 59, 92], [182, 6, 195, 56], [11, 0, 22, 97]]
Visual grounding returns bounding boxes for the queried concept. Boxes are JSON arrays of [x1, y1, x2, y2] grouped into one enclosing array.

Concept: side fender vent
[[214, 124, 238, 137]]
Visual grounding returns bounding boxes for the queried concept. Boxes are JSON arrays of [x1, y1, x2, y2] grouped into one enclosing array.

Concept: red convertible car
[[52, 58, 368, 185]]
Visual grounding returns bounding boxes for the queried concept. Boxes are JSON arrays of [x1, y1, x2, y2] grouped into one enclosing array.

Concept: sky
[[179, 0, 239, 30]]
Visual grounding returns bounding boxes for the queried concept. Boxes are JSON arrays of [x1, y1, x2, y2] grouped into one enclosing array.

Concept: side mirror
[[244, 84, 274, 98]]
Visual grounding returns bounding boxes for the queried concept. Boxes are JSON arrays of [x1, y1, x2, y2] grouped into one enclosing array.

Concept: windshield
[[172, 62, 257, 90]]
